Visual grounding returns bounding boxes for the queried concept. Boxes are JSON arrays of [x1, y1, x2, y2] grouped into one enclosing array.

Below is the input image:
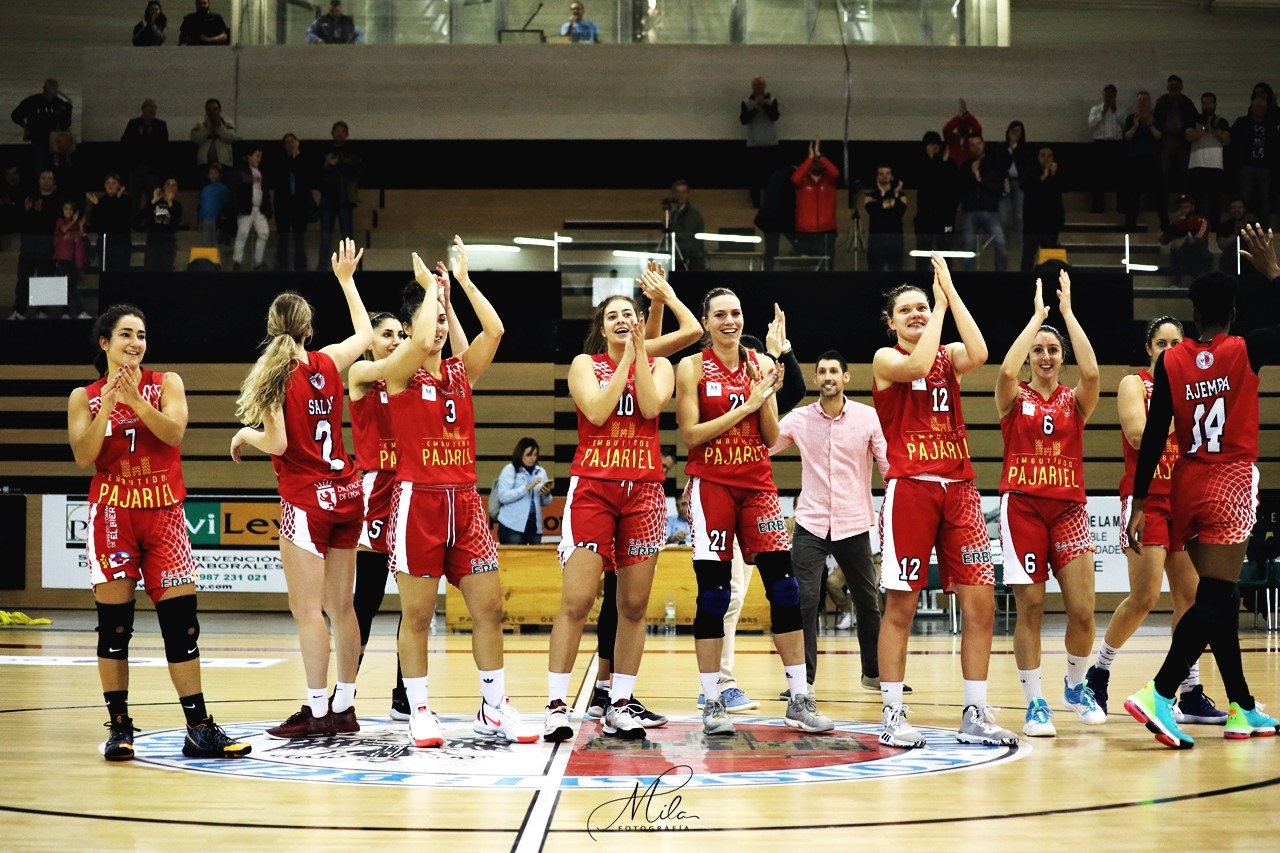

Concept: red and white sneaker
[[409, 705, 444, 748], [474, 697, 540, 744]]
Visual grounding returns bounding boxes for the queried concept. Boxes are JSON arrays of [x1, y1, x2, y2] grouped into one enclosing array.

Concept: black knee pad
[[96, 600, 136, 660], [597, 572, 618, 659], [353, 550, 390, 645], [757, 551, 804, 634], [693, 560, 731, 639], [155, 594, 200, 663]]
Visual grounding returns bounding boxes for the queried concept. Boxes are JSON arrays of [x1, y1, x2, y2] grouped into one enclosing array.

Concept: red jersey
[[872, 345, 975, 481], [272, 350, 357, 505], [684, 348, 775, 491], [569, 353, 662, 482], [85, 368, 186, 509], [1165, 334, 1259, 463], [387, 358, 477, 485], [349, 377, 396, 472], [1119, 369, 1178, 497], [998, 381, 1085, 502]]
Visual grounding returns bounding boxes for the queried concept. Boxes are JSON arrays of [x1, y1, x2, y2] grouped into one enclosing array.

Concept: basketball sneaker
[[956, 705, 1019, 746], [474, 697, 539, 743], [329, 703, 360, 734], [102, 714, 139, 761], [266, 705, 337, 739], [603, 699, 647, 740], [879, 704, 925, 749], [625, 697, 667, 728], [1063, 677, 1107, 725], [721, 687, 759, 712], [543, 699, 573, 743], [1022, 698, 1056, 737], [182, 716, 251, 758], [702, 697, 736, 736], [584, 685, 610, 720], [785, 692, 834, 733], [390, 687, 411, 722], [1085, 665, 1110, 716], [1223, 702, 1279, 739], [1124, 681, 1194, 749], [409, 704, 445, 748], [1178, 685, 1228, 725]]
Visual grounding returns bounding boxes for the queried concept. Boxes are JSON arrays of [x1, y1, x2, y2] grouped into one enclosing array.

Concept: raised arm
[[996, 278, 1050, 417], [873, 258, 949, 388], [319, 238, 374, 371], [764, 303, 806, 413], [437, 261, 470, 358], [382, 253, 440, 395], [1057, 269, 1100, 420], [639, 264, 701, 357], [937, 255, 988, 376], [628, 327, 675, 420], [449, 236, 504, 383]]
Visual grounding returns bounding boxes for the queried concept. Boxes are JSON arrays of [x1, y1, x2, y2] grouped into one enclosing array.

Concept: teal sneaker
[[1063, 676, 1107, 725], [1224, 702, 1279, 740], [1022, 697, 1056, 737], [1124, 681, 1194, 749]]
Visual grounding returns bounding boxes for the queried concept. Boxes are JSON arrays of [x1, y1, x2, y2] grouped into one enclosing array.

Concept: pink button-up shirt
[[770, 397, 889, 540]]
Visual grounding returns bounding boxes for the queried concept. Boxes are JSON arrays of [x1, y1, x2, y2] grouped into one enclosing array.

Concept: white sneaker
[[880, 703, 925, 748], [543, 699, 573, 743], [474, 697, 540, 743], [1022, 698, 1057, 737], [956, 705, 1019, 746], [409, 704, 444, 748], [603, 700, 647, 740], [835, 611, 852, 630], [1063, 677, 1108, 725]]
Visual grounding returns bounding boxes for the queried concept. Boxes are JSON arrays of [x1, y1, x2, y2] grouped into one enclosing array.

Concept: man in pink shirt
[[771, 349, 897, 695]]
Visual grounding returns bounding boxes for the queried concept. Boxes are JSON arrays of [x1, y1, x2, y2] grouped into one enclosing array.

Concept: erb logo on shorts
[[960, 545, 991, 564], [756, 517, 786, 533]]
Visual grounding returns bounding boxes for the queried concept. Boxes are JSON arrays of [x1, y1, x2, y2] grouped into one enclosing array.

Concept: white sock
[[1018, 668, 1043, 703], [962, 679, 987, 709], [610, 673, 637, 705], [700, 673, 722, 702], [478, 668, 504, 707], [1181, 662, 1201, 694], [1066, 654, 1088, 687], [331, 682, 356, 713], [547, 671, 571, 705], [1095, 641, 1119, 670], [783, 664, 808, 697], [595, 679, 611, 691], [307, 687, 329, 718], [404, 676, 429, 712], [881, 681, 905, 708]]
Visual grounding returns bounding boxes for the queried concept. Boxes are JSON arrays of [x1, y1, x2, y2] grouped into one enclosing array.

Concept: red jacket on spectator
[[792, 155, 841, 234], [943, 113, 983, 164]]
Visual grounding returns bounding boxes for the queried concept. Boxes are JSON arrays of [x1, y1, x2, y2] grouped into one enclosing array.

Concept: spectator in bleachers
[[1123, 91, 1170, 233], [178, 0, 229, 45], [1154, 74, 1198, 194], [190, 98, 236, 178], [139, 177, 183, 272], [863, 164, 906, 272], [792, 138, 840, 262], [1215, 197, 1250, 274], [1185, 92, 1230, 224], [1230, 82, 1279, 228], [53, 199, 88, 319], [9, 170, 61, 320], [666, 495, 690, 545], [85, 173, 134, 273], [317, 120, 361, 270], [995, 120, 1032, 246], [271, 132, 314, 272], [10, 78, 73, 178], [667, 177, 707, 271], [754, 162, 796, 271], [913, 130, 958, 271], [306, 2, 364, 44], [0, 165, 23, 250], [959, 133, 1007, 271], [196, 163, 231, 249], [1021, 146, 1064, 272], [561, 2, 601, 42], [133, 2, 168, 46], [1087, 84, 1125, 213], [1160, 193, 1212, 285], [121, 99, 169, 217], [47, 131, 83, 201], [231, 146, 271, 272], [740, 75, 780, 208], [942, 98, 981, 166]]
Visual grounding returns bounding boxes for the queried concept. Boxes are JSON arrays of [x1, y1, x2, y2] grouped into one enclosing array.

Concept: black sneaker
[[1085, 665, 1110, 716], [626, 696, 667, 728], [390, 687, 411, 721], [584, 686, 609, 720], [103, 714, 139, 761], [183, 716, 252, 758]]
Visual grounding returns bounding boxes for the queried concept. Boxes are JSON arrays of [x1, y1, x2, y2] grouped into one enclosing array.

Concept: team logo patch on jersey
[[706, 381, 722, 397], [1195, 351, 1215, 370], [911, 377, 927, 390], [422, 385, 437, 401], [316, 484, 337, 511], [1021, 401, 1036, 416], [309, 373, 326, 390]]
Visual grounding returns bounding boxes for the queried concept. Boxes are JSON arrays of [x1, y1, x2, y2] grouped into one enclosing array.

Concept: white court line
[[513, 655, 598, 853], [0, 655, 282, 668]]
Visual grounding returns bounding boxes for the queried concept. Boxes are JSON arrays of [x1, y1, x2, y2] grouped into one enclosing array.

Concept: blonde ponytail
[[235, 292, 313, 426]]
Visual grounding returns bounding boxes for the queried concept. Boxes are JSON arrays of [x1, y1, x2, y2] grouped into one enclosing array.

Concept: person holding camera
[[494, 437, 553, 545], [666, 178, 707, 271]]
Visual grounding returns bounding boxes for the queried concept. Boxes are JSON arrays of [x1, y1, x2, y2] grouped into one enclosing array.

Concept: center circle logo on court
[[134, 714, 1027, 788]]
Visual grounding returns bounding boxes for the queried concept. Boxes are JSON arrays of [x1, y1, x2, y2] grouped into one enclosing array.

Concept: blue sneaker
[[1224, 702, 1279, 739], [1063, 676, 1107, 725], [1022, 697, 1056, 737], [1177, 684, 1227, 725], [1125, 681, 1194, 749], [1085, 665, 1109, 716], [721, 687, 759, 713], [695, 693, 706, 710]]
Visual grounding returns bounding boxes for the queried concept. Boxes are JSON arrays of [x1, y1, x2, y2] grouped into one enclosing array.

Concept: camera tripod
[[843, 197, 866, 271]]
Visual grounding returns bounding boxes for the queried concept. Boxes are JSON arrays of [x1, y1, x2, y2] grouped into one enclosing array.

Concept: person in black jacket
[[913, 130, 959, 271], [1021, 147, 1065, 271], [138, 177, 182, 272], [753, 163, 796, 271], [231, 146, 271, 271], [133, 2, 168, 45], [85, 173, 134, 273], [960, 134, 1007, 271], [10, 79, 73, 178], [120, 100, 169, 216], [272, 133, 314, 272], [864, 164, 907, 272]]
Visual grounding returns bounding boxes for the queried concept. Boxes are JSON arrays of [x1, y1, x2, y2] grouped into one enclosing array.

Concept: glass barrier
[[233, 0, 1006, 47]]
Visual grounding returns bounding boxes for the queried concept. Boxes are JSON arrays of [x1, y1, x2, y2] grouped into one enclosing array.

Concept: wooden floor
[[2, 610, 1279, 851]]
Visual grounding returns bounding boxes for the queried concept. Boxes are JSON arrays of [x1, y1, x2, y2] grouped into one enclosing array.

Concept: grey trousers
[[792, 524, 881, 685]]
